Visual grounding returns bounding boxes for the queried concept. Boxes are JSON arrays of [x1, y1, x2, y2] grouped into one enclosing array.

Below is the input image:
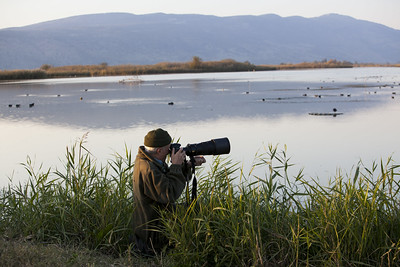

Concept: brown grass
[[0, 237, 163, 267], [0, 57, 398, 81]]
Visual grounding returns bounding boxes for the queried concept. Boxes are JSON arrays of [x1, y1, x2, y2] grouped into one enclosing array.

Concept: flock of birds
[[248, 80, 399, 116], [6, 80, 399, 113], [8, 103, 34, 108]]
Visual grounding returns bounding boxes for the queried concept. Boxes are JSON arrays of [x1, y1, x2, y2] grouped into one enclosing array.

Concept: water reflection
[[1, 68, 399, 128], [1, 68, 399, 187]]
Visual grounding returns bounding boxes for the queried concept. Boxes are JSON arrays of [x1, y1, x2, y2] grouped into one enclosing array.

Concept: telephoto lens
[[170, 137, 230, 156]]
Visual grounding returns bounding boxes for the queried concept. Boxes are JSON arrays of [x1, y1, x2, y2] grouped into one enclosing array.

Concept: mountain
[[1, 12, 400, 69]]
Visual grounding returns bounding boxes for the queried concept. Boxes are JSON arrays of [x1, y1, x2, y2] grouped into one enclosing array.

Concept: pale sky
[[0, 0, 399, 30]]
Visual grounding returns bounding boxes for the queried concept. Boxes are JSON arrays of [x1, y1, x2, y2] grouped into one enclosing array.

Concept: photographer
[[132, 128, 205, 256]]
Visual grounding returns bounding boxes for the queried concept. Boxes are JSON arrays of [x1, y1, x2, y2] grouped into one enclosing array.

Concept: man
[[132, 128, 205, 255]]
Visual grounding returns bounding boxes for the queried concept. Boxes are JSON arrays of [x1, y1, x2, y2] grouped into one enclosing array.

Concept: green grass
[[0, 136, 134, 254], [1, 138, 400, 266]]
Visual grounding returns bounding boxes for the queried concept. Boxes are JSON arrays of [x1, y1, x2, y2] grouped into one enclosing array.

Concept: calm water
[[1, 67, 399, 187]]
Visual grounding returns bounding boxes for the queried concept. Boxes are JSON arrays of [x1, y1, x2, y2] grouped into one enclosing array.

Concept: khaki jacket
[[132, 146, 187, 251]]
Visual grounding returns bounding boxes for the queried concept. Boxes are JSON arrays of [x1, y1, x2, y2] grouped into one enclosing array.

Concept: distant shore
[[1, 58, 398, 81]]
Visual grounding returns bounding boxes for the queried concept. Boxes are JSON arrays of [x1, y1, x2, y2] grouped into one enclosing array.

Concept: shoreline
[[2, 58, 397, 82]]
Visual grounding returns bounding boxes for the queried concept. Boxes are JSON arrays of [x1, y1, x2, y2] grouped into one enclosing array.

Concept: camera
[[169, 137, 230, 156]]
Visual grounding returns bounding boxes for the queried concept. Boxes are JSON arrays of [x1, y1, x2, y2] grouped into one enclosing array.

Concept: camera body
[[169, 137, 230, 157]]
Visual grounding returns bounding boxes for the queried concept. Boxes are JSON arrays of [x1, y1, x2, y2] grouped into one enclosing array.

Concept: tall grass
[[0, 136, 134, 255], [0, 59, 258, 81], [162, 145, 400, 266], [1, 140, 400, 266], [0, 69, 47, 80], [0, 59, 361, 81]]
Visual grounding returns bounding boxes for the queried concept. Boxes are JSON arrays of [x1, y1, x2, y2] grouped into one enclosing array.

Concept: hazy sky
[[1, 0, 399, 30]]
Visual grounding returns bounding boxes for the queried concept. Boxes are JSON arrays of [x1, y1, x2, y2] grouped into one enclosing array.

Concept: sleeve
[[143, 162, 187, 204]]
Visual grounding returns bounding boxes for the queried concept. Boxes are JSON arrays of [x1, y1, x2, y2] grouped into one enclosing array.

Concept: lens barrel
[[170, 137, 230, 156]]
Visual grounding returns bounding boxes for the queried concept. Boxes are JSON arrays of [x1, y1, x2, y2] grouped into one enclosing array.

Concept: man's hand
[[171, 148, 186, 165], [190, 156, 206, 166], [193, 156, 206, 166]]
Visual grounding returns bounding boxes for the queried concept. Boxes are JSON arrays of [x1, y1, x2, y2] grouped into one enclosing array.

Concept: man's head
[[144, 128, 172, 161], [144, 128, 172, 147]]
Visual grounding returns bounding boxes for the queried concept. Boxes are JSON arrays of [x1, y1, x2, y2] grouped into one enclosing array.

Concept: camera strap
[[189, 156, 197, 202]]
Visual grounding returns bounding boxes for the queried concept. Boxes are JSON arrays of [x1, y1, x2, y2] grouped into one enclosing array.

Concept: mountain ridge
[[1, 12, 399, 69]]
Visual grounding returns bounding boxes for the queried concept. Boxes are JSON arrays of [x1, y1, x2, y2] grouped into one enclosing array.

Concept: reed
[[0, 69, 47, 80], [0, 59, 360, 81], [0, 135, 135, 255], [0, 59, 259, 81], [1, 139, 399, 266], [161, 145, 400, 266]]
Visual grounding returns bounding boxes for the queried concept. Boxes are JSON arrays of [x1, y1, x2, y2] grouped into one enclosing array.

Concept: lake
[[1, 67, 399, 187]]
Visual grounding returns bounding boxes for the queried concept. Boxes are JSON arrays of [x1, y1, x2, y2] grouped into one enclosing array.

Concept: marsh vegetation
[[1, 137, 399, 266], [0, 58, 363, 81]]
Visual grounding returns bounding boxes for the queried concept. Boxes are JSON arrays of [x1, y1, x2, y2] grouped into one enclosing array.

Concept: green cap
[[144, 128, 172, 147]]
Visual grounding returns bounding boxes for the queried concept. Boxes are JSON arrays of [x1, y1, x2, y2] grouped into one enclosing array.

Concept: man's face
[[156, 144, 170, 162]]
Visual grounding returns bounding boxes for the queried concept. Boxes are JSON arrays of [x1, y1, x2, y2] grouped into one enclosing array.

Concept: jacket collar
[[138, 146, 168, 172]]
